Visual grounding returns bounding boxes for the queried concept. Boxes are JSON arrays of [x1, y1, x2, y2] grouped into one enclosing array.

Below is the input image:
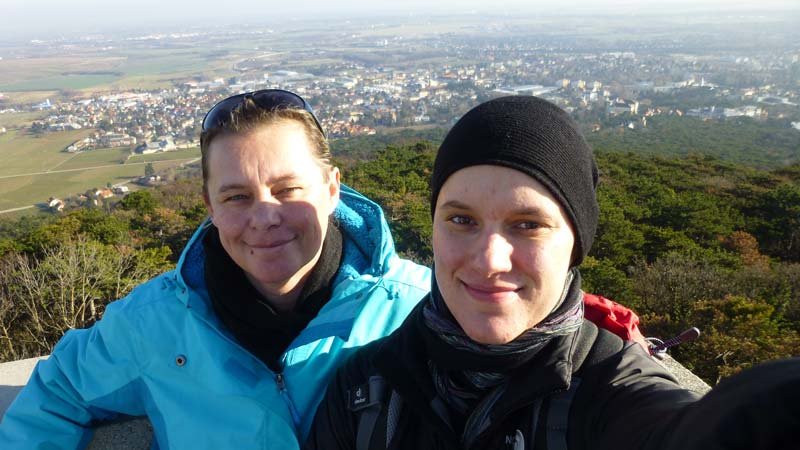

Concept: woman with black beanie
[[305, 96, 799, 450]]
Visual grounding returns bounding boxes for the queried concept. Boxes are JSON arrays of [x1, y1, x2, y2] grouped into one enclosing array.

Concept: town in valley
[[0, 10, 798, 211]]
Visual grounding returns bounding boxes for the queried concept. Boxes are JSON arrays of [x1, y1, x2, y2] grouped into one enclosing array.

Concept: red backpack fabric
[[583, 293, 649, 352]]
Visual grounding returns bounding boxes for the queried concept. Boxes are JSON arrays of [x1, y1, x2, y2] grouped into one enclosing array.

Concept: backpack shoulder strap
[[348, 375, 402, 450], [572, 320, 625, 374], [543, 323, 624, 449], [385, 389, 404, 446], [545, 378, 582, 450]]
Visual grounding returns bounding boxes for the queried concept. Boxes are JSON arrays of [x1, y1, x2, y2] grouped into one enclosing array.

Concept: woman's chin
[[462, 321, 520, 345]]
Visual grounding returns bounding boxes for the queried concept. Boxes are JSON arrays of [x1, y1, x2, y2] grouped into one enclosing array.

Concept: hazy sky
[[2, 0, 798, 40]]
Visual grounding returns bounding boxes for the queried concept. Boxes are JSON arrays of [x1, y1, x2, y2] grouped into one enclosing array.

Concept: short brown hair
[[200, 98, 331, 194]]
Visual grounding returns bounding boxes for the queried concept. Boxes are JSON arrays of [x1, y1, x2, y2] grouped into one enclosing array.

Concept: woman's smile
[[460, 280, 522, 303], [246, 235, 295, 250]]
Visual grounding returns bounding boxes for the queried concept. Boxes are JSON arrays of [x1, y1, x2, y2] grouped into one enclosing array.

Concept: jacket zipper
[[185, 301, 303, 428], [182, 276, 382, 431], [276, 372, 301, 426]]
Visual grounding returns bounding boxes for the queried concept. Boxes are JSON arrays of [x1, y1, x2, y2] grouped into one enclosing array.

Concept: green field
[[0, 74, 123, 92], [0, 112, 46, 128], [56, 147, 130, 168], [0, 47, 231, 93], [121, 54, 211, 78], [0, 130, 200, 212], [0, 159, 186, 211], [0, 129, 89, 176]]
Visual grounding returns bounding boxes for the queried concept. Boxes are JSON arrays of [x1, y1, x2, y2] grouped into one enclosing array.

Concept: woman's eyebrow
[[216, 175, 302, 194], [512, 207, 548, 216], [439, 200, 548, 216], [217, 183, 247, 193], [438, 200, 471, 210]]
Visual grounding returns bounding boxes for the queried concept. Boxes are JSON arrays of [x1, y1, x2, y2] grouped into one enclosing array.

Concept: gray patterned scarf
[[422, 268, 584, 415]]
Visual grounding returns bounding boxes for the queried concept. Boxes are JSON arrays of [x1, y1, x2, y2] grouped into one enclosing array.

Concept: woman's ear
[[328, 167, 341, 214], [202, 190, 215, 222]]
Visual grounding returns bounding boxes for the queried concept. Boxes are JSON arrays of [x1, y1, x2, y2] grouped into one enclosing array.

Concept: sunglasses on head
[[201, 89, 324, 135]]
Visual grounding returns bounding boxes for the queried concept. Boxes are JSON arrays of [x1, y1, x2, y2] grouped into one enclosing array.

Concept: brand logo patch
[[348, 383, 370, 411]]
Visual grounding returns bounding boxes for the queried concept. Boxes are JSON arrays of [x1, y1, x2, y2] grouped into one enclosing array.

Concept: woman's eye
[[277, 186, 302, 196], [225, 194, 248, 202], [516, 221, 541, 230], [448, 215, 474, 225]]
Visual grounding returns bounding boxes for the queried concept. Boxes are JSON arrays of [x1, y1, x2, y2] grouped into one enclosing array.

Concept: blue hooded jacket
[[0, 185, 431, 449]]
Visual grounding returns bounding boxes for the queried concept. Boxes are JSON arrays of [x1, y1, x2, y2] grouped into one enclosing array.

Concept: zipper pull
[[275, 372, 302, 427], [275, 372, 286, 391]]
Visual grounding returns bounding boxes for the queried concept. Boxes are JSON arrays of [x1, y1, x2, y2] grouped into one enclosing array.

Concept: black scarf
[[203, 222, 343, 372], [421, 268, 584, 417]]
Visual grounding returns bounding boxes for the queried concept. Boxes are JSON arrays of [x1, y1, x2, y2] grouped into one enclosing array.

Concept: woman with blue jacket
[[0, 89, 431, 449]]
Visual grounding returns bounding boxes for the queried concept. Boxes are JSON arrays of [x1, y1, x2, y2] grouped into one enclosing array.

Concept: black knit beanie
[[430, 95, 599, 266]]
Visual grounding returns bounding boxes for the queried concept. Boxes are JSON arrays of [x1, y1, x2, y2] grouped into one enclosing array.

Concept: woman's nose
[[249, 197, 281, 229], [473, 232, 513, 275]]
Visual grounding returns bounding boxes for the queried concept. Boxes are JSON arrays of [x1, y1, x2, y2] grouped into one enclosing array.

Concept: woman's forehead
[[437, 165, 566, 216], [205, 123, 321, 184], [440, 165, 552, 198]]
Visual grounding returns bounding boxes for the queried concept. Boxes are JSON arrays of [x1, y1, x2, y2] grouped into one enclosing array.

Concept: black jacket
[[305, 300, 701, 450]]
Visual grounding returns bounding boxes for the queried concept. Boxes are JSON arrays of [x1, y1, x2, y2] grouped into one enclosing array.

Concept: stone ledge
[[657, 354, 711, 395], [0, 354, 710, 448], [0, 357, 152, 449]]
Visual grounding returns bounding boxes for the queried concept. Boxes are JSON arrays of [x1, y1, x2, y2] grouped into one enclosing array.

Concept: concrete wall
[[0, 357, 152, 449], [0, 355, 709, 448]]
